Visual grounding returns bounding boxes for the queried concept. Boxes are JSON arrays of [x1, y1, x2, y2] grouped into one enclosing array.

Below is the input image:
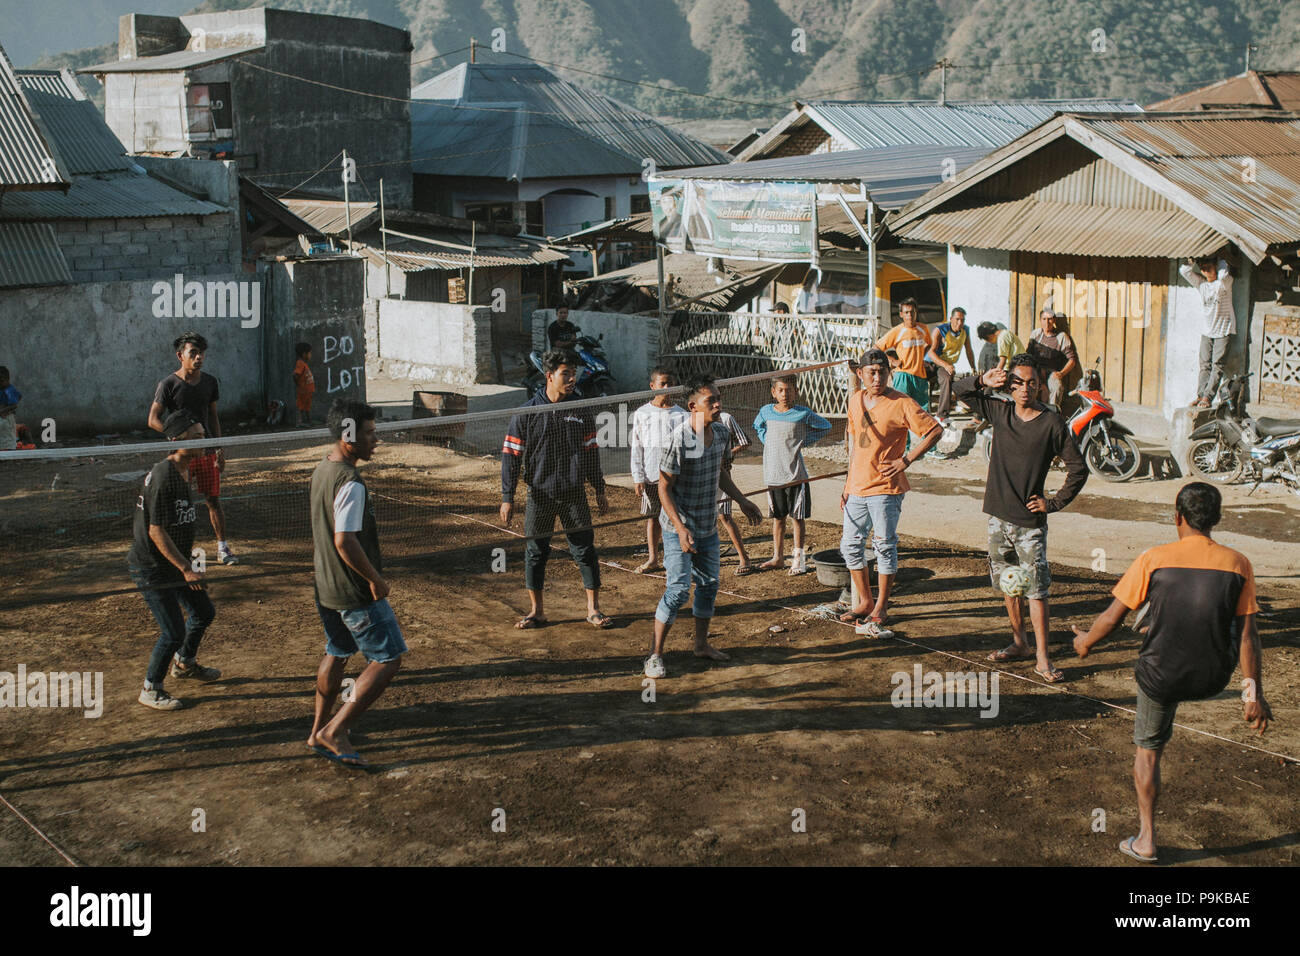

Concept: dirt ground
[[1, 445, 1298, 866]]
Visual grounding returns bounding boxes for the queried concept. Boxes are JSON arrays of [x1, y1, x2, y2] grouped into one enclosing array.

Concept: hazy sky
[[0, 0, 196, 68]]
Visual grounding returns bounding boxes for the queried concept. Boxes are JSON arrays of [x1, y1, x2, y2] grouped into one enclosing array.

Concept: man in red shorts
[[148, 331, 238, 565]]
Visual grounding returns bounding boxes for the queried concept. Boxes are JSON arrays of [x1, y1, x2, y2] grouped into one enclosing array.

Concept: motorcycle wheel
[[1085, 432, 1142, 481], [1187, 438, 1244, 483]]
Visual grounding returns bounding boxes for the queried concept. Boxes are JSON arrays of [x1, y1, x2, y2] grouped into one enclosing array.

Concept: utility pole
[[342, 149, 352, 247], [1245, 43, 1257, 74], [938, 58, 950, 106], [470, 37, 476, 63]]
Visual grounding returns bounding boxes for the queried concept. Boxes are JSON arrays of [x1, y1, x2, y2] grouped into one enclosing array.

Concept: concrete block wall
[[369, 300, 494, 385], [54, 213, 240, 284]]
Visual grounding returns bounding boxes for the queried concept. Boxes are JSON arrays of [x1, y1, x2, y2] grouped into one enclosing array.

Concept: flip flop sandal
[[1034, 666, 1067, 684], [987, 648, 1033, 662], [515, 616, 546, 629], [311, 745, 368, 770], [587, 613, 614, 629], [733, 566, 756, 576], [1119, 836, 1157, 863]]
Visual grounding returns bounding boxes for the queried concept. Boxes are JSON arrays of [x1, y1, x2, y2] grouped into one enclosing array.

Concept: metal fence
[[660, 311, 882, 415]]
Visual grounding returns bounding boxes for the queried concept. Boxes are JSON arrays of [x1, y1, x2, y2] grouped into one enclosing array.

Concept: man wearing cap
[[129, 410, 222, 711], [839, 349, 942, 635]]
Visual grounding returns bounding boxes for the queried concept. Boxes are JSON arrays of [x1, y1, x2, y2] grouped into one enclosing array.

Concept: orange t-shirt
[[294, 359, 315, 397], [1113, 535, 1257, 703], [876, 321, 931, 378], [845, 388, 939, 497]]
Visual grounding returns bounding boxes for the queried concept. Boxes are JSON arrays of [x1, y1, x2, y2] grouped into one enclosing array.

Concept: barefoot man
[[839, 349, 941, 636], [500, 349, 611, 630], [1071, 482, 1270, 863], [954, 355, 1088, 682], [308, 400, 406, 768], [643, 376, 761, 679]]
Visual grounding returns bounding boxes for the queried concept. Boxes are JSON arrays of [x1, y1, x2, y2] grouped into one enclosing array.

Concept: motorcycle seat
[[1255, 417, 1300, 437]]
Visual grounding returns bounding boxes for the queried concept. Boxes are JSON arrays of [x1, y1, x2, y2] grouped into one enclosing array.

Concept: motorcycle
[[1188, 373, 1300, 495], [1069, 360, 1143, 481], [525, 332, 615, 400], [980, 360, 1142, 481]]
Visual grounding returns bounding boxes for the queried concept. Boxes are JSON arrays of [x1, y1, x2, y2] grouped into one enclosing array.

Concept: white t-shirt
[[333, 480, 366, 532], [630, 402, 688, 484]]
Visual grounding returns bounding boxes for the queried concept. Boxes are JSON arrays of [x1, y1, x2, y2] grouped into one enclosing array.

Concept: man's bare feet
[[839, 603, 873, 623], [515, 614, 547, 629], [634, 559, 662, 574], [314, 727, 366, 766], [987, 643, 1035, 662], [759, 558, 784, 570], [693, 642, 730, 661]]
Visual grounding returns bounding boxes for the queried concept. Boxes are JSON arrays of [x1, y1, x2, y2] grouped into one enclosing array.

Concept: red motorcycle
[[1068, 359, 1142, 481], [979, 359, 1142, 481]]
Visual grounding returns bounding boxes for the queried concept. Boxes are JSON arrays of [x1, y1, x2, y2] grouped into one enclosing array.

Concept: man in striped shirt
[[501, 350, 611, 630]]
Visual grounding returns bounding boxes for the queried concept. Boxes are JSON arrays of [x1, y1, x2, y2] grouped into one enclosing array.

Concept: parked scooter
[[980, 359, 1142, 481], [1188, 372, 1300, 496], [1068, 359, 1143, 481], [524, 332, 615, 399]]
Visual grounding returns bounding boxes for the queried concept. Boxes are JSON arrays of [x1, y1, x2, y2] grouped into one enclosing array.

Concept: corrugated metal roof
[[889, 111, 1300, 261], [281, 198, 379, 236], [665, 144, 990, 210], [895, 197, 1224, 258], [80, 44, 264, 74], [550, 213, 654, 244], [17, 70, 131, 175], [0, 170, 225, 219], [359, 243, 568, 272], [1149, 71, 1300, 111], [411, 62, 728, 178], [0, 221, 73, 287], [737, 98, 1142, 161], [0, 43, 68, 189]]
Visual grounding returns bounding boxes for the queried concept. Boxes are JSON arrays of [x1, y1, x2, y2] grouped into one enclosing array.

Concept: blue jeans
[[130, 569, 216, 686], [656, 528, 721, 625], [840, 493, 903, 575], [317, 598, 408, 664]]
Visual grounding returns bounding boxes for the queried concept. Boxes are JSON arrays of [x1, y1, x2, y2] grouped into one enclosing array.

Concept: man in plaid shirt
[[644, 376, 761, 678]]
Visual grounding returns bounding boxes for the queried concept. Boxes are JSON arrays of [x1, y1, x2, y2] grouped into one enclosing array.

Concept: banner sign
[[648, 179, 818, 264]]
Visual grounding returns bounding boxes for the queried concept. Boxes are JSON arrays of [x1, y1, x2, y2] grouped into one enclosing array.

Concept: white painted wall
[[947, 246, 1013, 331], [371, 300, 494, 384]]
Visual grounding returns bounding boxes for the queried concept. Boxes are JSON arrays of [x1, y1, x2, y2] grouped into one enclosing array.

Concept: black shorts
[[767, 482, 810, 520]]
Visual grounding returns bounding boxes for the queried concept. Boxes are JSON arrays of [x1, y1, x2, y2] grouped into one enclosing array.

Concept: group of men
[[125, 315, 1271, 860]]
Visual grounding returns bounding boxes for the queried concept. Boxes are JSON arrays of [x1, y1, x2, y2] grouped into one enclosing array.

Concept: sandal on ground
[[1033, 665, 1067, 683], [734, 565, 756, 576], [515, 615, 547, 629], [633, 560, 662, 574], [1119, 836, 1157, 863], [587, 612, 614, 629]]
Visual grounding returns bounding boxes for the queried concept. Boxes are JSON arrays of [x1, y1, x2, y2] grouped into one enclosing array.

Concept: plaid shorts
[[987, 516, 1051, 599]]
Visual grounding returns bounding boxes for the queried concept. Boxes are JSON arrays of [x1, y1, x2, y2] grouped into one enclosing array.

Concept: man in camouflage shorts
[[955, 355, 1088, 683]]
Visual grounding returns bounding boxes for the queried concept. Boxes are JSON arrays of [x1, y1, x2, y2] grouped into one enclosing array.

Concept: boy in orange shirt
[[294, 343, 316, 427], [838, 349, 942, 634]]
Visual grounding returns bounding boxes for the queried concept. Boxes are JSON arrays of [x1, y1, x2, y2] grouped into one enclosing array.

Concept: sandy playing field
[[1, 443, 1297, 866]]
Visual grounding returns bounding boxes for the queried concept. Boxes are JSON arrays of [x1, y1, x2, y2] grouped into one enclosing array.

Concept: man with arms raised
[[308, 400, 406, 769], [1072, 482, 1270, 862], [955, 355, 1088, 682]]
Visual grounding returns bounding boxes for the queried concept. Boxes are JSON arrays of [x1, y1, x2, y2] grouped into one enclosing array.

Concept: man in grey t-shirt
[[307, 399, 407, 769]]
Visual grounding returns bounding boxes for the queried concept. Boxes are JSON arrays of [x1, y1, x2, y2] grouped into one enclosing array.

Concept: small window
[[604, 196, 616, 220], [186, 83, 232, 140], [630, 194, 650, 215]]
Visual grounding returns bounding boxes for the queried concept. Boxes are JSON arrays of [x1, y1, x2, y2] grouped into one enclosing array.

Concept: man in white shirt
[[630, 367, 689, 573], [1178, 257, 1235, 408]]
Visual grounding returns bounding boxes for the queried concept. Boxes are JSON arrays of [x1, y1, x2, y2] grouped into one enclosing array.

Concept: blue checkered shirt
[[658, 419, 732, 538]]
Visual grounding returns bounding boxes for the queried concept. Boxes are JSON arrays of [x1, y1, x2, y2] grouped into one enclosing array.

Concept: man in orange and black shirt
[[1072, 482, 1271, 864]]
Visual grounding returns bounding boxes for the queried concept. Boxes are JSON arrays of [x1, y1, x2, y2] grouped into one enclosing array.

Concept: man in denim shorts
[[307, 399, 407, 768], [955, 355, 1087, 683]]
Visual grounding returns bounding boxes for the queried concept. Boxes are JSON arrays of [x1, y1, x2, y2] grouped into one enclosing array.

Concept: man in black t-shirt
[[955, 355, 1088, 683], [129, 410, 222, 711], [148, 331, 238, 565], [546, 306, 579, 351]]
